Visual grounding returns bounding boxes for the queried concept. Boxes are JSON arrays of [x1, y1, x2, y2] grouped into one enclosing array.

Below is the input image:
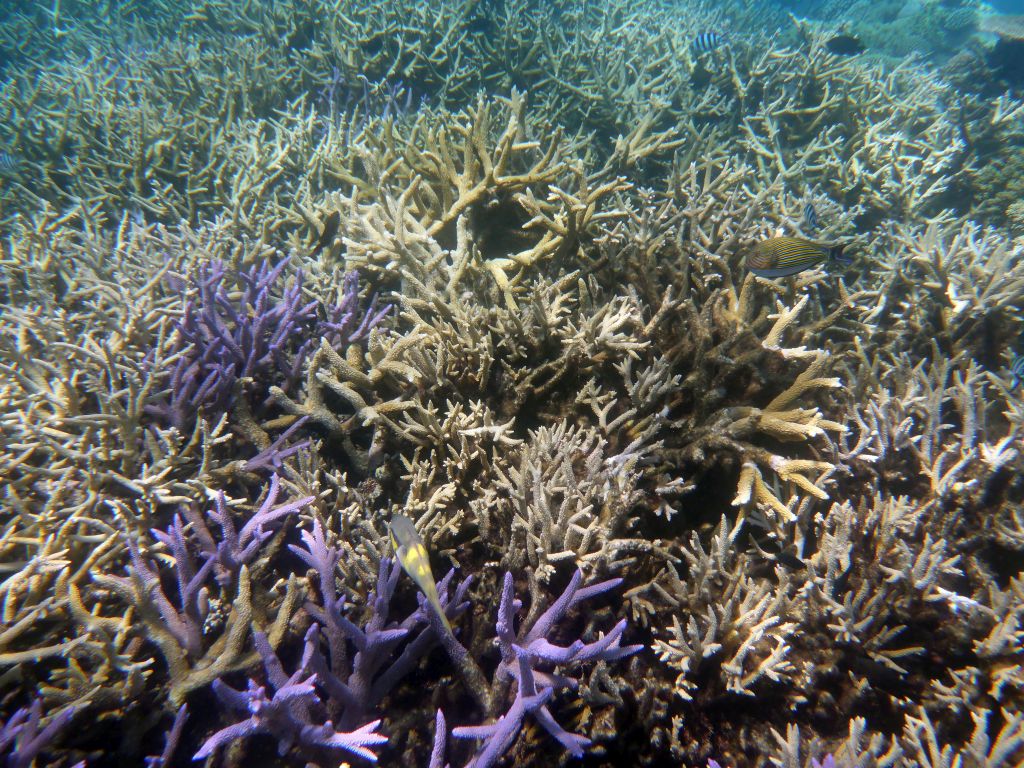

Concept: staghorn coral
[[650, 515, 798, 700], [428, 569, 641, 768], [763, 707, 1024, 768], [147, 257, 387, 434], [330, 90, 628, 308], [971, 147, 1024, 232], [0, 699, 81, 768], [200, 514, 637, 768], [75, 475, 313, 707], [289, 532, 473, 730], [470, 420, 652, 583], [144, 703, 188, 768], [863, 218, 1024, 362], [194, 630, 387, 764]]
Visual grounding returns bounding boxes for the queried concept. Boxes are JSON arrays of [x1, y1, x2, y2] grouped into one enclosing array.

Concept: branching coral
[[335, 90, 628, 308], [471, 420, 652, 583], [866, 218, 1024, 360], [194, 631, 387, 764], [430, 570, 641, 768], [77, 475, 312, 705], [651, 516, 798, 699], [4, 1, 1024, 767], [148, 257, 387, 433], [0, 699, 81, 768], [289, 528, 472, 729]]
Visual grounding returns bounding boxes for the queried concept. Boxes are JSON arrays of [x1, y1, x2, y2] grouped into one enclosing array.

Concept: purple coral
[[453, 650, 585, 768], [169, 473, 314, 586], [193, 631, 387, 763], [289, 523, 472, 728], [149, 259, 388, 432], [198, 543, 634, 768], [0, 699, 81, 768], [144, 705, 188, 768], [430, 710, 449, 768], [242, 415, 312, 472], [115, 475, 311, 659], [492, 570, 640, 682], [124, 521, 214, 658], [435, 570, 641, 768]]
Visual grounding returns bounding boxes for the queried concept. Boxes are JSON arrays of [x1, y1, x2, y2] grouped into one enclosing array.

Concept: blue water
[[990, 0, 1024, 12]]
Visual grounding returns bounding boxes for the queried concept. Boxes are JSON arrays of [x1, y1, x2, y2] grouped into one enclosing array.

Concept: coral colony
[[2, 0, 1024, 766]]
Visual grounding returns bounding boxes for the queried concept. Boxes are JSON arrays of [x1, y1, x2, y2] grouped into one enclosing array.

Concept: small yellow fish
[[389, 514, 452, 635]]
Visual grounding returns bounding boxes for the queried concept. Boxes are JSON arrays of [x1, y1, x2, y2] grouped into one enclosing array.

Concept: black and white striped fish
[[692, 31, 725, 53], [1011, 354, 1024, 389], [745, 236, 850, 278], [750, 532, 806, 571], [803, 202, 818, 230], [0, 152, 20, 174]]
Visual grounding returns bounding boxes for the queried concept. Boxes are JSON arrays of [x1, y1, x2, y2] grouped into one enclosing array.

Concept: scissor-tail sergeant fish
[[803, 202, 818, 231], [745, 236, 850, 278], [692, 31, 725, 53], [0, 152, 20, 174], [749, 531, 806, 571], [1011, 353, 1024, 389], [389, 513, 453, 635]]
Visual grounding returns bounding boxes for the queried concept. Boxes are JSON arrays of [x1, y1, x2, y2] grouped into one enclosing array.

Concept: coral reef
[[806, 0, 980, 59], [1, 0, 1024, 767]]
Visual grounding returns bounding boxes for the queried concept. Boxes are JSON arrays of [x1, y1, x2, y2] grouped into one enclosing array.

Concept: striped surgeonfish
[[389, 513, 453, 635], [745, 236, 849, 278], [692, 31, 725, 53]]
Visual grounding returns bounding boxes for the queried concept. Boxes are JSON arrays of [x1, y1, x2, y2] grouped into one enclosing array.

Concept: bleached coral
[[651, 516, 798, 699], [471, 420, 649, 583]]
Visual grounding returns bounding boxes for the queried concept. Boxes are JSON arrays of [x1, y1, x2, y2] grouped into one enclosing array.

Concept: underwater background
[[1, 0, 1024, 766]]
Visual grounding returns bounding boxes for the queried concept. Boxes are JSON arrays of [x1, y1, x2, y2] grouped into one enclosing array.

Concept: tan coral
[[336, 92, 629, 308], [648, 516, 798, 699], [980, 14, 1024, 40]]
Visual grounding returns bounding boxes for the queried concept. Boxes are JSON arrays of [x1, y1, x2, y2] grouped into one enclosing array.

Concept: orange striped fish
[[745, 237, 849, 278]]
